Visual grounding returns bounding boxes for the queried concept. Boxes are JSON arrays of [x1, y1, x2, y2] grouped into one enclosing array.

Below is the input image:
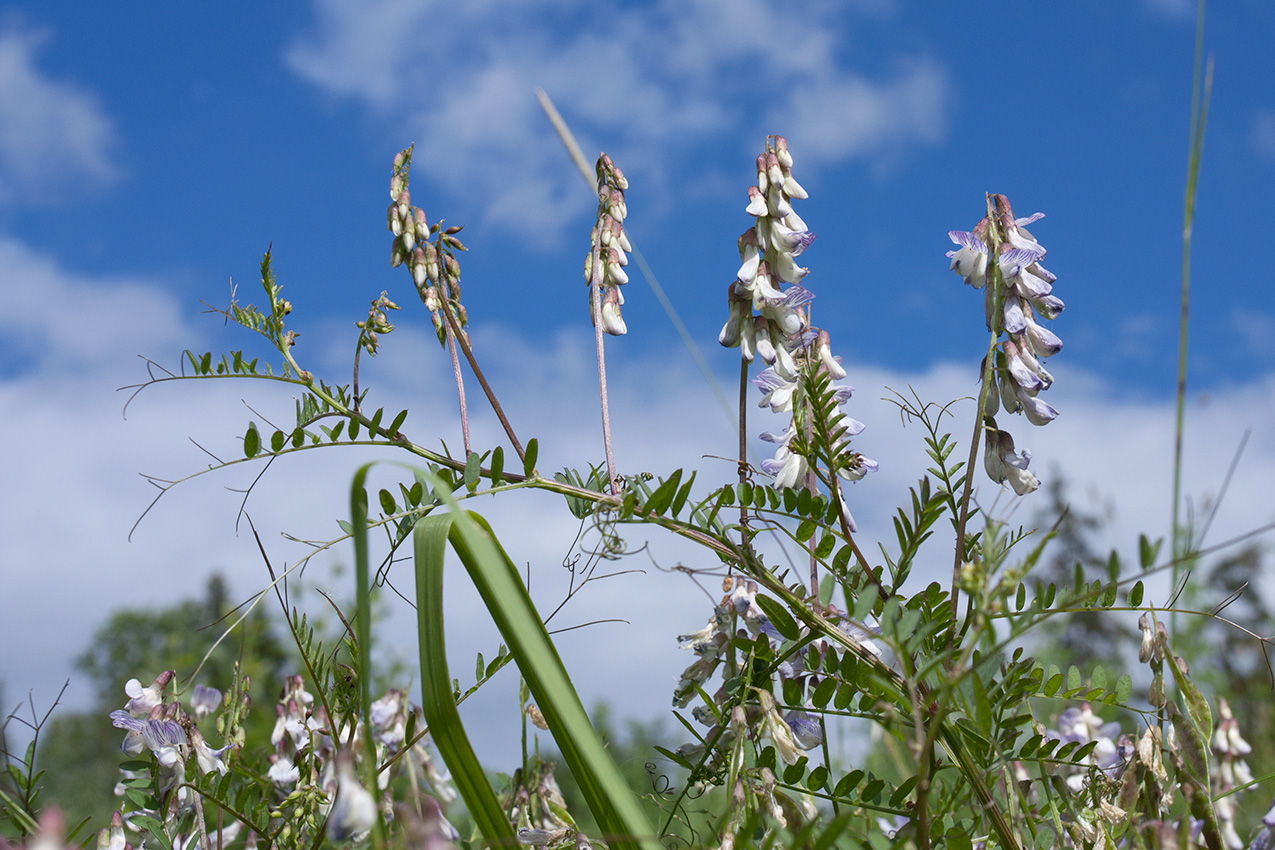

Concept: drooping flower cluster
[[582, 153, 631, 336], [947, 194, 1064, 494], [1213, 698, 1254, 850], [108, 671, 234, 836], [268, 674, 320, 786], [1045, 703, 1130, 793], [672, 577, 880, 766], [720, 137, 875, 515], [388, 146, 469, 346], [99, 667, 463, 849]]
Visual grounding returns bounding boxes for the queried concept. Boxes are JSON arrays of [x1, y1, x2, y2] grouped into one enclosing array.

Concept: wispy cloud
[[0, 24, 117, 205], [1252, 108, 1275, 162], [286, 0, 948, 244]]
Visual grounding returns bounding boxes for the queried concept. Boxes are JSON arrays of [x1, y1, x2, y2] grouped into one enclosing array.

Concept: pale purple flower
[[189, 726, 231, 776], [752, 368, 797, 414], [189, 683, 222, 721], [984, 426, 1040, 495], [327, 753, 378, 842], [268, 754, 300, 786], [784, 711, 823, 751], [946, 230, 989, 289], [124, 671, 174, 717]]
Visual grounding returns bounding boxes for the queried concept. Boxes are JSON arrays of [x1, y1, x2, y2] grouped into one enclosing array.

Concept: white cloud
[[5, 235, 1275, 767], [0, 24, 117, 204], [286, 0, 948, 244]]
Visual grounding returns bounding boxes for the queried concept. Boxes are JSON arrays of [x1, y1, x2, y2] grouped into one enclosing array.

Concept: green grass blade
[[412, 512, 518, 847], [410, 466, 659, 850]]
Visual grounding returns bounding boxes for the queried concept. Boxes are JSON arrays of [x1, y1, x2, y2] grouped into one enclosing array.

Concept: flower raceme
[[947, 194, 1065, 494], [721, 137, 875, 505], [583, 153, 631, 336]]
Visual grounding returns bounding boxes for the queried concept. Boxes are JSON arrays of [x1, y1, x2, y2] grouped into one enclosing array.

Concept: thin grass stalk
[[1171, 0, 1212, 636]]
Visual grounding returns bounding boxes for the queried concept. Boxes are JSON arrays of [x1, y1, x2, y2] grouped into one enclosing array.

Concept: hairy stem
[[738, 356, 750, 541], [438, 295, 527, 463], [352, 339, 364, 414], [952, 331, 998, 626], [588, 241, 620, 496], [443, 318, 472, 455]]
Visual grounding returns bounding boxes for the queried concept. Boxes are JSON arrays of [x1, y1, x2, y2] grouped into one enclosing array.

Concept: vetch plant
[[8, 43, 1272, 850]]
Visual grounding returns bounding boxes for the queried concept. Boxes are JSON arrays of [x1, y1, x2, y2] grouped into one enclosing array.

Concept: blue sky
[[4, 0, 1274, 387], [4, 1, 1275, 761]]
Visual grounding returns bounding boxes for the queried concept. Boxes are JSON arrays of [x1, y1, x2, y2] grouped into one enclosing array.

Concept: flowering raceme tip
[[721, 137, 875, 516], [947, 194, 1064, 494]]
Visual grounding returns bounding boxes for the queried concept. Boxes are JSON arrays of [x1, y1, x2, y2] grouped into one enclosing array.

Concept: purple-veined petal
[[997, 245, 1046, 277], [1005, 341, 1044, 391], [1003, 294, 1027, 335], [784, 711, 823, 750], [1014, 384, 1059, 425], [1023, 313, 1063, 357], [839, 417, 867, 437], [1029, 293, 1065, 320]]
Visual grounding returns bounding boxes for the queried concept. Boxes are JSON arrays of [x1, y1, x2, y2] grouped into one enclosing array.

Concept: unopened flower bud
[[756, 154, 769, 194], [599, 287, 626, 336], [774, 136, 792, 169], [390, 238, 405, 268], [526, 705, 549, 730], [1138, 614, 1154, 663], [606, 248, 629, 285], [388, 203, 401, 235], [766, 153, 784, 189], [425, 243, 439, 280], [414, 208, 428, 241], [815, 329, 845, 379], [784, 173, 808, 200], [611, 165, 628, 190], [608, 188, 626, 221], [390, 174, 403, 202], [397, 189, 411, 220], [393, 150, 406, 169], [412, 249, 428, 288]]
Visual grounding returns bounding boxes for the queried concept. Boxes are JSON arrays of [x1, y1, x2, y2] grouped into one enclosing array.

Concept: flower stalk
[[583, 153, 631, 496]]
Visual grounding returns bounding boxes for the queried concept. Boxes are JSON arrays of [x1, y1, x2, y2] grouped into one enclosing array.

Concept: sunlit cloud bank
[[286, 0, 948, 243], [3, 237, 1273, 764]]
